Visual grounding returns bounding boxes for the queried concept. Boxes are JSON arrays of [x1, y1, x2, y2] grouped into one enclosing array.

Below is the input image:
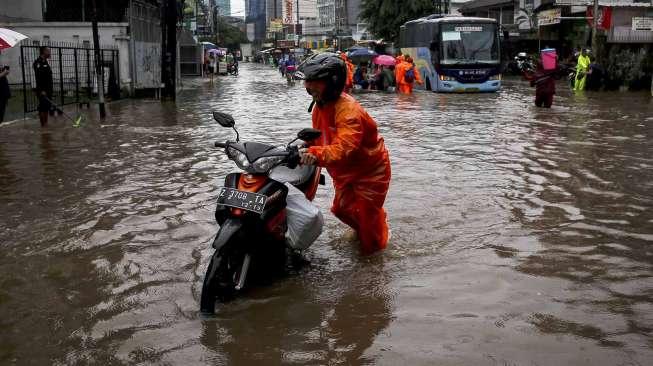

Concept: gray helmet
[[297, 53, 347, 103]]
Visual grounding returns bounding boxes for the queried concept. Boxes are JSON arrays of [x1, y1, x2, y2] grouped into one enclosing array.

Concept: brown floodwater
[[1, 63, 652, 365]]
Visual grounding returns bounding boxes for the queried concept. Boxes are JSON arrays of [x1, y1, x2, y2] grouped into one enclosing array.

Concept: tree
[[360, 0, 436, 42], [199, 20, 248, 50]]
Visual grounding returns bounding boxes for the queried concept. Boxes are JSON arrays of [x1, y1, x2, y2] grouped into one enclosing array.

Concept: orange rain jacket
[[340, 53, 354, 92], [395, 60, 423, 94], [307, 93, 391, 254]]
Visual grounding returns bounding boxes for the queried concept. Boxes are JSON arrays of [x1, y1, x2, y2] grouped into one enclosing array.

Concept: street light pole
[[90, 0, 106, 118]]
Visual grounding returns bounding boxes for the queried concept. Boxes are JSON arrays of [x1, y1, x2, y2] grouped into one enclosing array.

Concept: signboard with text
[[632, 17, 653, 31], [269, 19, 283, 33], [538, 8, 562, 26]]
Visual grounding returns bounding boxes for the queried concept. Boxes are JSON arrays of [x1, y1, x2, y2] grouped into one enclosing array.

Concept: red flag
[[587, 7, 612, 30]]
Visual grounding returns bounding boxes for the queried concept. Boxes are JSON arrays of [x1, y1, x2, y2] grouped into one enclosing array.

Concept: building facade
[[245, 0, 267, 41], [317, 0, 367, 40], [0, 0, 162, 92]]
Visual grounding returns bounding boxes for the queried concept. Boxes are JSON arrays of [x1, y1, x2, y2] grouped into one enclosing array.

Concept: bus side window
[[429, 41, 439, 66]]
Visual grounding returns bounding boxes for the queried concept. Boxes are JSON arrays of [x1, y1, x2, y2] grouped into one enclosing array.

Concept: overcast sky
[[231, 0, 245, 18]]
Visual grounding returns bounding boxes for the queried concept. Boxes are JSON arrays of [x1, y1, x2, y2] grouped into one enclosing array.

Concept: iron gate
[[20, 42, 120, 113]]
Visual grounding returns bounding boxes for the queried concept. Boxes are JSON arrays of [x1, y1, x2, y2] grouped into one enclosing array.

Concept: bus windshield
[[440, 23, 499, 65]]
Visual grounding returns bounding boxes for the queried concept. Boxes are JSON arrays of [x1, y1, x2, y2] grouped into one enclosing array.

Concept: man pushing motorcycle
[[297, 53, 392, 255]]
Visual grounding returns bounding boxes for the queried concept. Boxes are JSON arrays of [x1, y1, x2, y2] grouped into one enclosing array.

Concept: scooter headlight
[[251, 156, 286, 173], [227, 147, 250, 170]]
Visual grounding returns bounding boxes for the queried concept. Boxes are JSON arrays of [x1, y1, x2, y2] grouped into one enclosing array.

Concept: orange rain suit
[[307, 93, 392, 254], [340, 53, 354, 93], [395, 60, 423, 94]]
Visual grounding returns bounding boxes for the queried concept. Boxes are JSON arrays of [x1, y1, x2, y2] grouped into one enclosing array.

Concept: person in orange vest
[[396, 56, 423, 94], [339, 52, 354, 93], [298, 53, 392, 255]]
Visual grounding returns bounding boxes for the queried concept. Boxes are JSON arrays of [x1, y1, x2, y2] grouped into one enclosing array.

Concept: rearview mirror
[[213, 111, 235, 128], [297, 128, 322, 141]]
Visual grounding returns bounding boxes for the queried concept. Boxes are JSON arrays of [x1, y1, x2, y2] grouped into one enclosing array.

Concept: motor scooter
[[227, 62, 239, 76], [200, 111, 325, 314], [286, 65, 297, 85], [508, 52, 536, 75]]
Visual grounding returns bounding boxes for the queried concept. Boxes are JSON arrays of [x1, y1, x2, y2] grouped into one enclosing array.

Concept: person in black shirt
[[0, 50, 10, 123], [33, 46, 54, 126]]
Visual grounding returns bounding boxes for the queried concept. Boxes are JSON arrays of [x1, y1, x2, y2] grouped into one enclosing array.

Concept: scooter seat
[[270, 164, 316, 186]]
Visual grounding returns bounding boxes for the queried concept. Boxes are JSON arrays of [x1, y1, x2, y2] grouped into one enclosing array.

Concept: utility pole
[[273, 0, 278, 47], [215, 5, 219, 46], [296, 0, 300, 47], [591, 0, 599, 58], [90, 0, 106, 118], [162, 0, 177, 100]]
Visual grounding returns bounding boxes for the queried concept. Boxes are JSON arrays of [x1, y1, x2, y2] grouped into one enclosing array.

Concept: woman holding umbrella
[[0, 28, 28, 123], [372, 55, 396, 92]]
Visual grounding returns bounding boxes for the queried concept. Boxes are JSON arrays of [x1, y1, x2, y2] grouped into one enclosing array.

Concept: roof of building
[[458, 0, 514, 11]]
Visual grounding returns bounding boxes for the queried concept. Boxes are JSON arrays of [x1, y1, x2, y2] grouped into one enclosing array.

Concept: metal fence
[[180, 45, 203, 76], [20, 41, 120, 113]]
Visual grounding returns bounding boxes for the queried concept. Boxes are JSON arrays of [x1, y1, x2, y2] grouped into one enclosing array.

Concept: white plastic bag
[[285, 183, 323, 250]]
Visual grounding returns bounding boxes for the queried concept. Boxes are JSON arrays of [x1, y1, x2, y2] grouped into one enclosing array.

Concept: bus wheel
[[426, 78, 432, 91]]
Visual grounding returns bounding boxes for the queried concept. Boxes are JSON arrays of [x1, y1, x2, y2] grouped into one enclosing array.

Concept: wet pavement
[[1, 63, 652, 365]]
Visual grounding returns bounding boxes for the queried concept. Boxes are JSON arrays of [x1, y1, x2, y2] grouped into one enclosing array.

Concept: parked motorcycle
[[507, 52, 537, 75], [559, 62, 604, 90], [200, 111, 325, 314], [227, 63, 239, 76]]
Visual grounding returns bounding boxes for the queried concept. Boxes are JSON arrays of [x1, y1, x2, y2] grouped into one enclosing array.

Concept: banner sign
[[538, 8, 562, 26]]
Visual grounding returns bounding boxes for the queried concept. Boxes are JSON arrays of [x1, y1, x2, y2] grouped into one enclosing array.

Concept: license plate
[[217, 188, 267, 214]]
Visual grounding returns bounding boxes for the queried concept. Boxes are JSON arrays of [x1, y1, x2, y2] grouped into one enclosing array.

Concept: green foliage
[[199, 20, 249, 50], [360, 0, 436, 42], [182, 0, 201, 16], [606, 47, 648, 89]]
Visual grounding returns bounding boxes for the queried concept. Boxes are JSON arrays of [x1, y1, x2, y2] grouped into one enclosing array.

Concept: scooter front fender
[[212, 218, 243, 250]]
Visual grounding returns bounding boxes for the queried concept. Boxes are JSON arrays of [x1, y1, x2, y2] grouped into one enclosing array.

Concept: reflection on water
[[0, 64, 652, 365]]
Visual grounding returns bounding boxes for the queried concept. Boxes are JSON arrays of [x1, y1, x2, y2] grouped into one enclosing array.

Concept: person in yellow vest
[[574, 49, 591, 92]]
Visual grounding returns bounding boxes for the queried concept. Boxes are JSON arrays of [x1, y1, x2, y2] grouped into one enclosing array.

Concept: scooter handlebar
[[214, 141, 227, 148], [286, 146, 301, 169]]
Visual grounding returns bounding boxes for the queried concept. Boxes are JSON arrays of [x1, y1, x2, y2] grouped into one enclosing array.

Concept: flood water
[[1, 63, 652, 365]]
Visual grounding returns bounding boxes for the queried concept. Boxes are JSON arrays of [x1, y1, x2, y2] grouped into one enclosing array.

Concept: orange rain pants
[[395, 61, 423, 94], [307, 93, 392, 254]]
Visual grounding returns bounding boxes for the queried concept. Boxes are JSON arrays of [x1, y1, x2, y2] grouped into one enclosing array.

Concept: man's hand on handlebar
[[299, 148, 317, 166]]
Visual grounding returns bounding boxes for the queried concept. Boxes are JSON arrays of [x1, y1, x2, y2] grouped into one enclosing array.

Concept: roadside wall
[[0, 22, 131, 88]]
